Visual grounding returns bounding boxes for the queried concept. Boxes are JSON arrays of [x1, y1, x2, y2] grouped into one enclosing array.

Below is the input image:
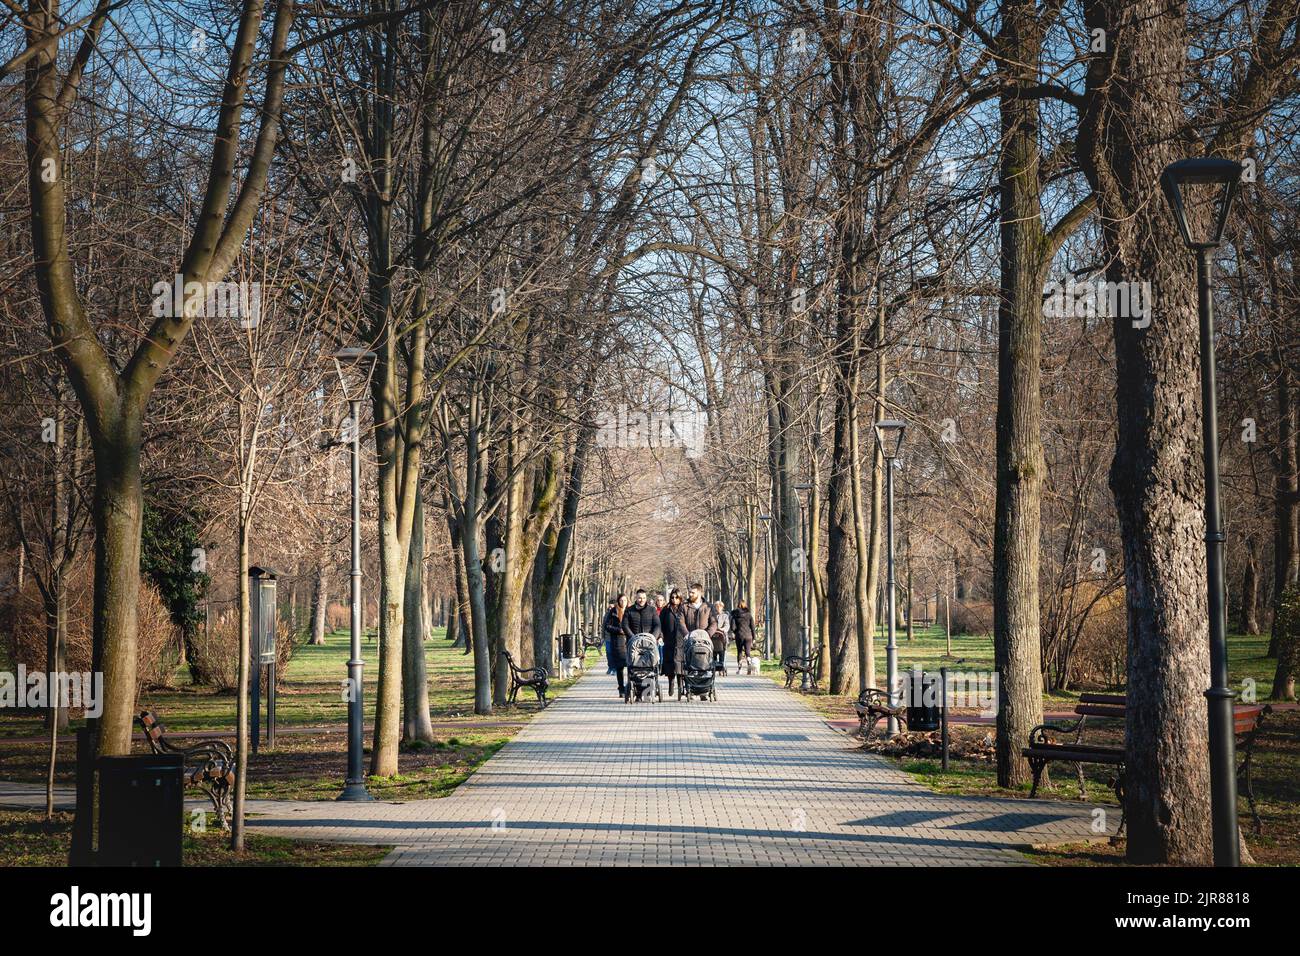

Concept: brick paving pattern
[[239, 668, 1116, 865]]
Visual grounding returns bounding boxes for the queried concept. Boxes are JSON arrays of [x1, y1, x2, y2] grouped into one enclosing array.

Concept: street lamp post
[[875, 419, 906, 735], [759, 515, 772, 661], [333, 347, 377, 803], [1161, 157, 1241, 867], [795, 484, 812, 689]]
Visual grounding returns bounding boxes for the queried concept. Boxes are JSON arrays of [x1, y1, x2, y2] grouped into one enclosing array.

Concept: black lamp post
[[1161, 157, 1240, 867], [875, 419, 906, 735], [758, 514, 772, 661], [333, 347, 377, 802], [794, 483, 813, 689]]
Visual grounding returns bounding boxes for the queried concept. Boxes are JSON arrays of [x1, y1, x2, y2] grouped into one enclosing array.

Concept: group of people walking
[[601, 585, 757, 698]]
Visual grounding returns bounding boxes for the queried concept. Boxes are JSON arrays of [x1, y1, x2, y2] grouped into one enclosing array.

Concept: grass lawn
[[767, 624, 1298, 865], [0, 808, 389, 866], [1, 626, 567, 737], [0, 629, 590, 805]]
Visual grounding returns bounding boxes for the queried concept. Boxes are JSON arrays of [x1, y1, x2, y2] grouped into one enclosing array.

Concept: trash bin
[[97, 753, 184, 867], [906, 670, 941, 732], [560, 634, 576, 659]]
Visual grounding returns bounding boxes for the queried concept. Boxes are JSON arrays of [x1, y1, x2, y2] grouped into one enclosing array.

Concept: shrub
[[188, 610, 239, 691], [188, 606, 303, 692], [1064, 588, 1127, 688], [2, 564, 178, 709], [946, 599, 992, 636], [326, 601, 348, 632]]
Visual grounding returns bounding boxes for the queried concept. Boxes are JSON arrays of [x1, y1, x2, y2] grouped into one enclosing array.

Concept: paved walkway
[[242, 669, 1114, 865], [0, 669, 1116, 865]]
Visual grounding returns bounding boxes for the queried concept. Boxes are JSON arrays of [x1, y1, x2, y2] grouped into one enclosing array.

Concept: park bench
[[580, 629, 604, 654], [1023, 693, 1127, 806], [1232, 703, 1273, 832], [781, 651, 821, 691], [135, 710, 235, 829], [854, 688, 908, 739], [503, 651, 549, 707], [1023, 694, 1273, 833]]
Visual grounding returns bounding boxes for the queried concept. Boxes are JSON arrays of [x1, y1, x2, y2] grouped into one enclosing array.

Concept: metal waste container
[[560, 633, 576, 659], [97, 753, 184, 867], [906, 670, 941, 732]]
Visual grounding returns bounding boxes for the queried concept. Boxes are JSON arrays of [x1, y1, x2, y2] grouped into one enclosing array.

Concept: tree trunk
[[45, 572, 65, 819], [993, 0, 1047, 789], [1077, 0, 1218, 863], [772, 371, 803, 658], [402, 488, 435, 742], [462, 515, 492, 714], [1270, 364, 1298, 659], [309, 562, 328, 646], [231, 520, 251, 852], [370, 504, 406, 776], [860, 329, 887, 689], [827, 386, 859, 694], [532, 427, 592, 674], [446, 509, 470, 652], [1240, 539, 1260, 635], [808, 457, 828, 685], [485, 454, 526, 704], [850, 399, 875, 692], [89, 431, 143, 756]]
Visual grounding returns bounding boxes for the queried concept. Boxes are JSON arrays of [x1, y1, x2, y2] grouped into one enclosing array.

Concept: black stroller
[[624, 633, 662, 703], [677, 631, 717, 702]]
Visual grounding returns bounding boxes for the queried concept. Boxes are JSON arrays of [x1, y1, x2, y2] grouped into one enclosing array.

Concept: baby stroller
[[678, 630, 717, 702], [624, 634, 662, 703]]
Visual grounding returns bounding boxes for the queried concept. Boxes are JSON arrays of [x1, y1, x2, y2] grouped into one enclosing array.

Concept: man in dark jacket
[[681, 583, 717, 640], [622, 589, 660, 641], [730, 601, 756, 673]]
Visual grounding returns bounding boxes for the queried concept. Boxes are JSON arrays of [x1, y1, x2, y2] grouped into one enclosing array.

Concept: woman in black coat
[[658, 589, 689, 696], [730, 601, 756, 670], [603, 594, 630, 697]]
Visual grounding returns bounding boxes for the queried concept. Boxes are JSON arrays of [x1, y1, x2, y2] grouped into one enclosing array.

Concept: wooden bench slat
[[1024, 747, 1125, 764], [1078, 693, 1126, 705], [1026, 743, 1124, 756], [1074, 704, 1126, 718]]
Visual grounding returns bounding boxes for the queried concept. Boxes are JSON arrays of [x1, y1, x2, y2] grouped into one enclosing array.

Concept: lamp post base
[[337, 781, 374, 802], [886, 642, 899, 737]]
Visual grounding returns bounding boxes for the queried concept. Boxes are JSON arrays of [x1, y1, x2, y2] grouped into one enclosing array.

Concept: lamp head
[[875, 418, 907, 460], [1160, 157, 1240, 250], [332, 347, 378, 401]]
